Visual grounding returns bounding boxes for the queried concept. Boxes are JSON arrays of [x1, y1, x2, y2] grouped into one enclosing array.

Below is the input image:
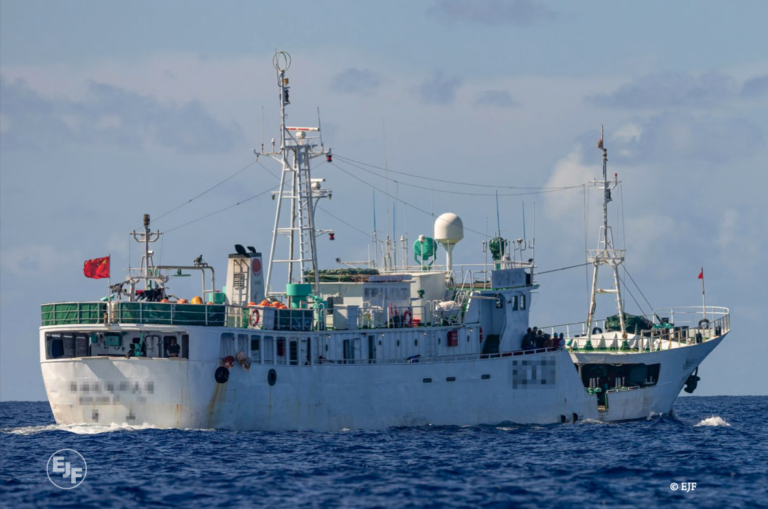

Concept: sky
[[1, 0, 767, 400]]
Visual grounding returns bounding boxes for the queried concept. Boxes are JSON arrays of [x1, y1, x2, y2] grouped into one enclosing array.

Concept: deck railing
[[540, 306, 730, 352], [41, 301, 465, 331]]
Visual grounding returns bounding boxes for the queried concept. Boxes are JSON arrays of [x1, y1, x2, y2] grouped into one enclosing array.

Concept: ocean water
[[1, 397, 766, 508]]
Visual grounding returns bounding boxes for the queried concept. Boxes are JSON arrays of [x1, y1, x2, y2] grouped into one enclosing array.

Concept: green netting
[[116, 303, 225, 326], [305, 268, 380, 282], [41, 303, 106, 326], [605, 312, 653, 333]]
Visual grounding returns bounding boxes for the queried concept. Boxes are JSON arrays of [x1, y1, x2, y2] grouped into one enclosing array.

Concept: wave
[[1, 422, 160, 435], [695, 416, 731, 427]]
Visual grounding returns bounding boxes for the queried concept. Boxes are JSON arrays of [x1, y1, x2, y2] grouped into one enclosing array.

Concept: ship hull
[[570, 334, 725, 422], [40, 323, 726, 431], [42, 349, 601, 431]]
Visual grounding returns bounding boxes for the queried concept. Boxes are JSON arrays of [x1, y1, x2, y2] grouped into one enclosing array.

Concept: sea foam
[[695, 416, 731, 427]]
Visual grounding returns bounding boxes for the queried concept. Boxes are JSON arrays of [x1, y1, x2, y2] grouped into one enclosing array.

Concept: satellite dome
[[434, 213, 464, 244]]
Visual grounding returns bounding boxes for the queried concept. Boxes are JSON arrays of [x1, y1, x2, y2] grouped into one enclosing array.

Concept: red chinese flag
[[83, 256, 110, 279], [697, 269, 704, 280]]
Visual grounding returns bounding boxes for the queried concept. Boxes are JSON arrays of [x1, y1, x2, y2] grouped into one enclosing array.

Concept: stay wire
[[334, 156, 583, 197], [154, 160, 257, 223], [623, 266, 655, 314], [164, 187, 277, 234], [617, 273, 649, 319], [335, 154, 577, 190], [317, 206, 370, 238], [256, 159, 281, 180], [329, 162, 486, 237], [535, 262, 591, 275]]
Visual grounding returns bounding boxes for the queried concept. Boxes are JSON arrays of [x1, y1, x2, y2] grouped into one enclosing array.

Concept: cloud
[[541, 146, 595, 216], [428, 0, 556, 26], [330, 68, 383, 96], [0, 77, 243, 153], [574, 112, 762, 165], [586, 72, 735, 109], [419, 71, 462, 105], [741, 74, 768, 98], [0, 244, 82, 277], [474, 90, 519, 108]]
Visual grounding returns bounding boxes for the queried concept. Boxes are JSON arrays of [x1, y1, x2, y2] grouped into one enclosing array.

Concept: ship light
[[329, 233, 335, 241]]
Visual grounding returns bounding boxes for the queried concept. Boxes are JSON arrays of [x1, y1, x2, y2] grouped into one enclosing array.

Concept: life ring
[[698, 318, 710, 329], [402, 309, 413, 327], [250, 308, 260, 327], [592, 327, 602, 335]]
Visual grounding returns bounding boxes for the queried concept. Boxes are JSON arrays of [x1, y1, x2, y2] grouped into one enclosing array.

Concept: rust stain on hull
[[205, 381, 228, 428]]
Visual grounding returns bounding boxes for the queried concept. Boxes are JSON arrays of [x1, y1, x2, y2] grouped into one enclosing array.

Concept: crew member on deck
[[522, 328, 534, 350], [166, 338, 181, 358]]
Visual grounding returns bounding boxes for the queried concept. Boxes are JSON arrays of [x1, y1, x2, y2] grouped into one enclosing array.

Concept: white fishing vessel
[[39, 52, 730, 430]]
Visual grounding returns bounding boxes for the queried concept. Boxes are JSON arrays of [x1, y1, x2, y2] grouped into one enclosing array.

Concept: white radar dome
[[434, 213, 464, 244]]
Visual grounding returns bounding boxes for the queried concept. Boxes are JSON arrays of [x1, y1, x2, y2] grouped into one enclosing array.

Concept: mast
[[131, 213, 161, 292], [585, 126, 626, 342], [260, 51, 332, 297]]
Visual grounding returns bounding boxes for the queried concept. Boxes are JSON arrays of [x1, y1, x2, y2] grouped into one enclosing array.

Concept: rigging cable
[[316, 206, 370, 238], [154, 160, 258, 222], [623, 266, 655, 315], [256, 159, 281, 180], [164, 187, 277, 234], [583, 184, 590, 306], [535, 262, 591, 275], [334, 157, 583, 197], [617, 273, 650, 319], [335, 154, 577, 190], [329, 162, 487, 237]]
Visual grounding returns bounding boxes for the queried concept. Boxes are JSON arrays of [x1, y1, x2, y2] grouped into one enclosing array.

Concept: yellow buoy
[[190, 296, 204, 304]]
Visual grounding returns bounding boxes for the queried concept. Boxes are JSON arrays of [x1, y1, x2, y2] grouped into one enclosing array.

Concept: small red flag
[[597, 137, 604, 150], [84, 256, 110, 279], [697, 269, 704, 280]]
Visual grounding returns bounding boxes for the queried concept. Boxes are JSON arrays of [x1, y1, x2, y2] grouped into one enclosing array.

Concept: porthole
[[481, 374, 491, 380], [446, 376, 456, 382], [397, 340, 400, 347], [423, 378, 432, 383], [415, 339, 418, 346], [438, 338, 441, 345], [325, 344, 328, 351], [467, 336, 470, 343], [378, 340, 382, 346]]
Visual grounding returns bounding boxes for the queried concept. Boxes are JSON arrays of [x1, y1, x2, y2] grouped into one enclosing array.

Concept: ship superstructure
[[38, 52, 730, 430]]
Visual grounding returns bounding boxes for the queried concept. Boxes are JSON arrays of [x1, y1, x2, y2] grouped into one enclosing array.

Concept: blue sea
[[1, 397, 766, 508]]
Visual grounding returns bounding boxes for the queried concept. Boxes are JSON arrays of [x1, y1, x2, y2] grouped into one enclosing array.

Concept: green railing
[[41, 302, 227, 327], [41, 302, 107, 326], [41, 302, 315, 330]]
